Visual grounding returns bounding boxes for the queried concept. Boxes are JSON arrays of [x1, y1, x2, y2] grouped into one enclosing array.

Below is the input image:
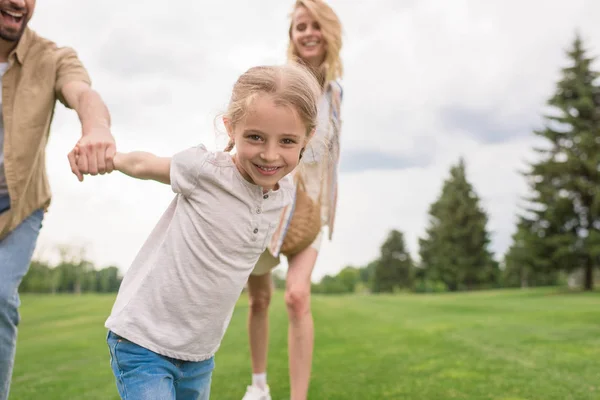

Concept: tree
[[515, 33, 600, 290], [337, 266, 360, 293], [20, 260, 53, 293], [21, 246, 123, 294], [358, 262, 376, 285], [372, 230, 414, 293], [271, 269, 286, 290], [503, 219, 560, 288], [419, 158, 498, 291], [312, 275, 344, 294], [310, 266, 360, 294]]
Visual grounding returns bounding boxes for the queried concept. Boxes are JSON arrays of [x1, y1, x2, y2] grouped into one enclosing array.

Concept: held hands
[[68, 127, 116, 181], [69, 141, 170, 184]]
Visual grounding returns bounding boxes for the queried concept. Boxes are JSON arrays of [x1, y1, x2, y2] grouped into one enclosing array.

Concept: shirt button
[[256, 207, 262, 214], [263, 194, 269, 199], [253, 228, 259, 234]]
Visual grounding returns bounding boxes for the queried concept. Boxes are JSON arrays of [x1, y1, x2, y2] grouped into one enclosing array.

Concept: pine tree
[[503, 219, 560, 288], [516, 33, 600, 290], [419, 158, 498, 291], [372, 230, 413, 293]]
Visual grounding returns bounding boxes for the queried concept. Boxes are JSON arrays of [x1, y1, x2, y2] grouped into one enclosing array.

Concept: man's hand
[[62, 81, 115, 182], [67, 128, 115, 181]]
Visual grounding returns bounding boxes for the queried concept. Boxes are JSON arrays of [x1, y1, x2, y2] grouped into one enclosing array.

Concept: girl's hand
[[67, 145, 83, 182]]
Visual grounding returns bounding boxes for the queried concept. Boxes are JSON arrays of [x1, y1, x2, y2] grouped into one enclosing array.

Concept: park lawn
[[9, 287, 600, 399]]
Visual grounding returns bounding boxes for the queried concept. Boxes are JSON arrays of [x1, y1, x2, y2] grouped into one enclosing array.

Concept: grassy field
[[9, 287, 600, 399]]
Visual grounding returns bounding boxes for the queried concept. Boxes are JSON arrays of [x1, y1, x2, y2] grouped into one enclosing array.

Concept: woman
[[242, 1, 344, 399]]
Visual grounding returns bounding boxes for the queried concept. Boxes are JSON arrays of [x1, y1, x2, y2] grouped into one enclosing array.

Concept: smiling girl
[[71, 63, 321, 400]]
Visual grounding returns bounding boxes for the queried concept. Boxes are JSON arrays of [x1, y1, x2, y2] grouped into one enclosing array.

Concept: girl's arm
[[113, 151, 171, 184]]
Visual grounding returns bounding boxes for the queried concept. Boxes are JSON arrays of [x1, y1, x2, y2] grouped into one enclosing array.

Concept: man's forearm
[[74, 89, 111, 134], [64, 81, 116, 179]]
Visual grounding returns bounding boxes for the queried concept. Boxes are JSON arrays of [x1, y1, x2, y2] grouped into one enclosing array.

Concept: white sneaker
[[242, 385, 272, 400]]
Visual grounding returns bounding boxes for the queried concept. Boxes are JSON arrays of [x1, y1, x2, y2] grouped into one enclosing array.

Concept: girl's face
[[226, 94, 308, 191], [290, 5, 326, 67]]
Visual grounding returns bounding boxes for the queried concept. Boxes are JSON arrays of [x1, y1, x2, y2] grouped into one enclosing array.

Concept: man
[[0, 1, 116, 398]]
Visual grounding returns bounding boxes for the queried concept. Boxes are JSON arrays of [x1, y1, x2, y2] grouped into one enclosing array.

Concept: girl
[[242, 1, 344, 400], [72, 64, 321, 400]]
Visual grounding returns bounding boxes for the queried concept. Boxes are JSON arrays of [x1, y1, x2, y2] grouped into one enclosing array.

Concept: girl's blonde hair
[[287, 0, 343, 87], [224, 64, 321, 152]]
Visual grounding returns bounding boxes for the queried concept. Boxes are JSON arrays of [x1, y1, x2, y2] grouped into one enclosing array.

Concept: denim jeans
[[0, 208, 44, 400], [107, 331, 215, 400]]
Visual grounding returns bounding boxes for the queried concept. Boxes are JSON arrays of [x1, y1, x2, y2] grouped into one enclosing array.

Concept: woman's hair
[[223, 64, 321, 152], [287, 0, 343, 86]]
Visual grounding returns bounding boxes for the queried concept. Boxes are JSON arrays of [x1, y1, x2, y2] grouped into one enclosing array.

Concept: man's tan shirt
[[0, 28, 91, 239]]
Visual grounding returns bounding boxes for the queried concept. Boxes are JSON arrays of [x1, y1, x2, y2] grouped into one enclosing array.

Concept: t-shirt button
[[253, 228, 259, 234]]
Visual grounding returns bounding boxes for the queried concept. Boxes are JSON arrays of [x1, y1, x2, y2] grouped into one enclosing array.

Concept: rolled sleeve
[[54, 47, 92, 108]]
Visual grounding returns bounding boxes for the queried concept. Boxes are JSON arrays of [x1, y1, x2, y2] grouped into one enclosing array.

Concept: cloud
[[340, 150, 433, 173], [439, 106, 540, 144]]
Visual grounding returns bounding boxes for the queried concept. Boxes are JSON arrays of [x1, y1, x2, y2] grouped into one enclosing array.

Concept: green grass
[[10, 287, 600, 399]]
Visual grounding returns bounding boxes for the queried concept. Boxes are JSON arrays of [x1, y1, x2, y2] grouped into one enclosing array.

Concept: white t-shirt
[[0, 62, 10, 197], [105, 145, 295, 361]]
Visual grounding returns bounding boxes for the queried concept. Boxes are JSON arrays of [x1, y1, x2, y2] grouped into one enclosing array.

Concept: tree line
[[21, 247, 122, 294], [310, 33, 600, 294]]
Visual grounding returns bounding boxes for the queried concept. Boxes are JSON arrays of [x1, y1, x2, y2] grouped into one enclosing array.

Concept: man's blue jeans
[[0, 208, 44, 400]]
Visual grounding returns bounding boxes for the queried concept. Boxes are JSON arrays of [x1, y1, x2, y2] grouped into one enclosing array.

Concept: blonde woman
[[242, 1, 343, 399]]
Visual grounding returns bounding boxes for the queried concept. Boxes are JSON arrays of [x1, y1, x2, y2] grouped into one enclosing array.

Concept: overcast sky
[[29, 0, 600, 280]]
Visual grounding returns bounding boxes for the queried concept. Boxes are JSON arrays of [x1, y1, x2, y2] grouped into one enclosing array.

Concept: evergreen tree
[[516, 34, 600, 290], [503, 219, 560, 288], [372, 230, 413, 293], [419, 158, 498, 291]]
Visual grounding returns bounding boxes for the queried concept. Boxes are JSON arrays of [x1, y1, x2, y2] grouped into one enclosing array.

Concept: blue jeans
[[0, 208, 44, 400], [107, 331, 215, 400]]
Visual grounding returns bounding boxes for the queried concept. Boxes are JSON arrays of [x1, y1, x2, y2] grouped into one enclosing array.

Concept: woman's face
[[290, 5, 327, 67]]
